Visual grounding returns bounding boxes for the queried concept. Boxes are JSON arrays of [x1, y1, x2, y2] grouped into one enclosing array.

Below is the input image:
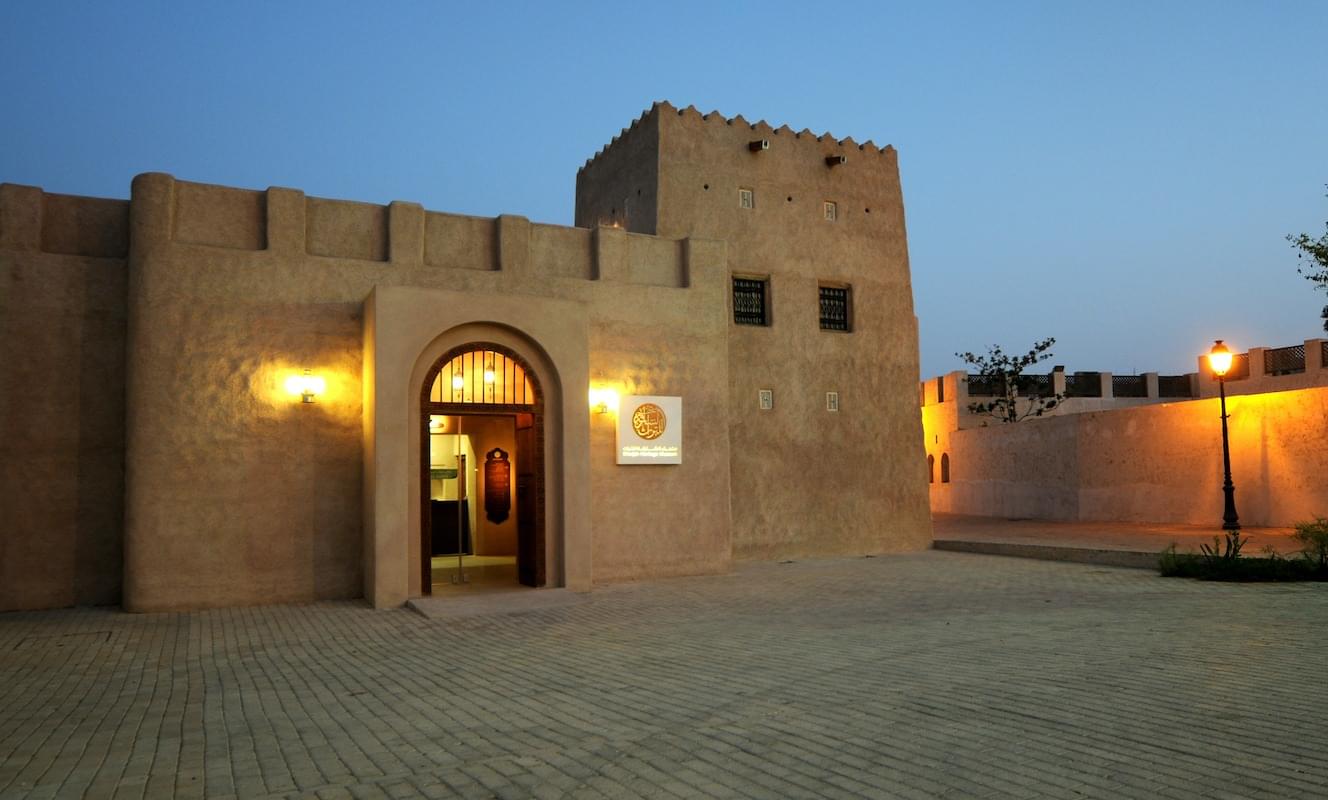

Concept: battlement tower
[[577, 102, 930, 560]]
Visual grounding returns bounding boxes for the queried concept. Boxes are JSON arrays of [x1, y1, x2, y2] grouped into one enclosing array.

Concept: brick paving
[[2, 552, 1326, 799]]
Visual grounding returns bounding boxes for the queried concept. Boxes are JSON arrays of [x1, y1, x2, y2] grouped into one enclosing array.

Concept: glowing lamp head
[[451, 374, 465, 391], [588, 387, 619, 415], [483, 367, 496, 384], [285, 369, 326, 404], [1208, 340, 1233, 377]]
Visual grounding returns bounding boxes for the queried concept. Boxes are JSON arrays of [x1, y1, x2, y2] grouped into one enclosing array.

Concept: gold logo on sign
[[631, 403, 667, 440]]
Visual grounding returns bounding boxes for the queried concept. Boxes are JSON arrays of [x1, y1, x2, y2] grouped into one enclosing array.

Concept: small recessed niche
[[703, 183, 710, 191], [865, 208, 871, 214], [786, 196, 793, 202]]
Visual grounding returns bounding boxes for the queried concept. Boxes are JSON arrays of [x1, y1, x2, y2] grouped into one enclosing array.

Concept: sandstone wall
[[0, 184, 128, 611], [575, 107, 660, 235], [929, 386, 1328, 527], [576, 102, 930, 560], [122, 175, 729, 611]]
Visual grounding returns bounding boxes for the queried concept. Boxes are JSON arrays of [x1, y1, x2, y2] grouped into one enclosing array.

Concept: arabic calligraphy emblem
[[631, 403, 667, 440]]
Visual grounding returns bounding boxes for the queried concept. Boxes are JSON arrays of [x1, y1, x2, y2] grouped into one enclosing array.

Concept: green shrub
[[1293, 516, 1328, 570], [1158, 530, 1328, 582]]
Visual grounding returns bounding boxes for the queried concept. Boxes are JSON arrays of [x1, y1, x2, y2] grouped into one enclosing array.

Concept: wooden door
[[514, 420, 537, 587], [420, 414, 432, 594]]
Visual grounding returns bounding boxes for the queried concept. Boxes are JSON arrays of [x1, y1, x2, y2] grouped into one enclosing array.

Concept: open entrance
[[420, 344, 545, 595]]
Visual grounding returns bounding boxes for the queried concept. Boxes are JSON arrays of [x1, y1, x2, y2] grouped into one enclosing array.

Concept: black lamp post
[[1208, 340, 1240, 531]]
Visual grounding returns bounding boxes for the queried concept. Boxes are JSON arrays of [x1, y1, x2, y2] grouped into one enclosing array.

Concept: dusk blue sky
[[4, 2, 1325, 377]]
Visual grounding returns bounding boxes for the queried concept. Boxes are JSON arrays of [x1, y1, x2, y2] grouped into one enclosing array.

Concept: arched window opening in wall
[[927, 454, 935, 484], [427, 348, 536, 406], [940, 453, 951, 484]]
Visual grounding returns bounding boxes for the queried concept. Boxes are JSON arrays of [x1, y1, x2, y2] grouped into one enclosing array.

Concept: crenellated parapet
[[4, 175, 709, 291], [575, 100, 907, 248], [0, 183, 129, 259], [578, 100, 894, 176]]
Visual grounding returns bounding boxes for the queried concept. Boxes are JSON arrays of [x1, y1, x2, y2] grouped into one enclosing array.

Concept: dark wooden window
[[941, 453, 951, 483], [819, 285, 851, 331], [927, 454, 935, 484], [733, 277, 768, 326]]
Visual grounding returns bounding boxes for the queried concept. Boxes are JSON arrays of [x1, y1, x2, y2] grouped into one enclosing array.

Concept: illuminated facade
[[920, 343, 1328, 525], [0, 102, 932, 613]]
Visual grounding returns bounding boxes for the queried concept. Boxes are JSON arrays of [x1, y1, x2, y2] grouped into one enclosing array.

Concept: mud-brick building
[[0, 102, 931, 613]]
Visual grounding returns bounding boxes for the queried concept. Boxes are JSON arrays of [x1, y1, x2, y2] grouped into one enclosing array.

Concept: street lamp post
[[1207, 340, 1240, 531]]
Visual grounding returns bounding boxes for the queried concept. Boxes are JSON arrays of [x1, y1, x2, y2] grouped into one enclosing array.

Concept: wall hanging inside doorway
[[484, 448, 512, 524]]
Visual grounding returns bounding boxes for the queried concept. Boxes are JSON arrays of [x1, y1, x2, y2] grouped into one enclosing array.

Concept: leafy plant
[[956, 337, 1065, 424], [1159, 527, 1328, 582], [1292, 516, 1328, 570], [1158, 544, 1185, 577], [1287, 186, 1328, 333], [1199, 530, 1248, 564]]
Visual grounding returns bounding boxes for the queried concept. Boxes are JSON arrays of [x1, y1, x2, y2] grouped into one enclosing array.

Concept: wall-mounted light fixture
[[483, 363, 496, 384], [285, 369, 326, 404], [588, 387, 619, 416], [749, 139, 769, 152], [825, 155, 846, 167], [451, 374, 465, 391]]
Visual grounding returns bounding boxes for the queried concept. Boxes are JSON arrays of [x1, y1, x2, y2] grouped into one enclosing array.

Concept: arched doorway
[[419, 342, 545, 594]]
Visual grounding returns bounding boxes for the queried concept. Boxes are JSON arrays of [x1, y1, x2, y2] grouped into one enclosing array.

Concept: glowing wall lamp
[[588, 387, 619, 416], [285, 369, 326, 404], [1207, 340, 1240, 531]]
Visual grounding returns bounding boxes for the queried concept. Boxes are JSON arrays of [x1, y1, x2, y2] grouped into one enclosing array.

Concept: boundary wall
[[1, 185, 129, 612], [2, 174, 728, 612], [928, 385, 1328, 527]]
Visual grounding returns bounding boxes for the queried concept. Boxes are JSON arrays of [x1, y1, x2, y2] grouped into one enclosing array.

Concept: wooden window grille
[[1211, 353, 1249, 381], [1016, 374, 1053, 396], [966, 374, 997, 397], [1112, 375, 1147, 398], [1264, 345, 1305, 376], [739, 188, 754, 209], [819, 285, 851, 331], [1157, 375, 1193, 398], [732, 277, 768, 326], [823, 201, 837, 221], [1064, 373, 1102, 398]]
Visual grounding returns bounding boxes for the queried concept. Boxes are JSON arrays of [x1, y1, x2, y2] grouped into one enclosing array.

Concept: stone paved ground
[[2, 552, 1326, 800], [933, 513, 1303, 556]]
